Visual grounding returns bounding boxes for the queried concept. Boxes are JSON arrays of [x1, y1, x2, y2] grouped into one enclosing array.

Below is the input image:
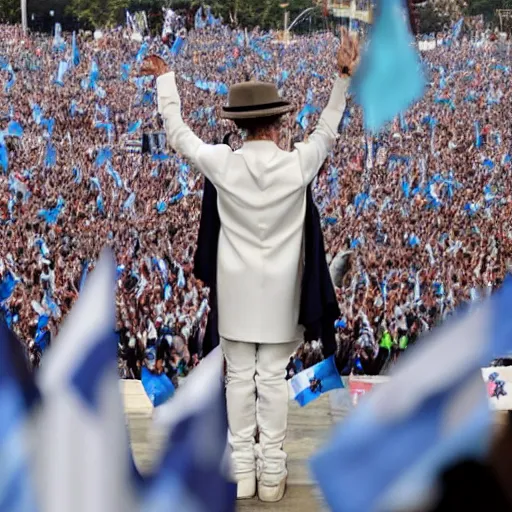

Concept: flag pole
[[21, 0, 28, 35]]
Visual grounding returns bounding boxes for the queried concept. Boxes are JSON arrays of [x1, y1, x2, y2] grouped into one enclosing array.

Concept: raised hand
[[139, 55, 169, 78], [337, 27, 360, 78]]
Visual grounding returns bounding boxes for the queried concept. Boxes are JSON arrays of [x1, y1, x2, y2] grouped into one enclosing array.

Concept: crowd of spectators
[[0, 21, 508, 378]]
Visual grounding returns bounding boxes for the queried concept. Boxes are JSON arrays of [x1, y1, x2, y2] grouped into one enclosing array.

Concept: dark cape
[[194, 178, 340, 361]]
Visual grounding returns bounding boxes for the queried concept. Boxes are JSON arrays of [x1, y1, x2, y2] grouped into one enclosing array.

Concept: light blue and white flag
[[311, 280, 512, 512], [351, 0, 425, 131], [7, 121, 23, 138], [147, 347, 236, 512], [0, 318, 40, 512], [452, 18, 463, 40], [53, 23, 66, 52], [54, 60, 68, 87], [33, 250, 138, 512], [290, 356, 343, 407], [72, 31, 80, 67]]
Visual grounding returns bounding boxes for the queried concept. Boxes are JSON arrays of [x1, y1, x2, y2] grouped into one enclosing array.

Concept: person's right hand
[[337, 27, 360, 78], [139, 55, 169, 78]]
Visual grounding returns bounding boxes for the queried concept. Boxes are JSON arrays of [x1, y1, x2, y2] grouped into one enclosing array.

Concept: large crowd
[[0, 20, 509, 380]]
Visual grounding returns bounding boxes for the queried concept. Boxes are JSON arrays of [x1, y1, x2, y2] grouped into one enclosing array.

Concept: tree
[[186, 0, 315, 30], [417, 2, 449, 34], [66, 0, 130, 28], [465, 0, 512, 22], [0, 0, 21, 24]]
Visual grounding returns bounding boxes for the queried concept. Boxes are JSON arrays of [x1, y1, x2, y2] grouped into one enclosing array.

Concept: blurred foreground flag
[[141, 367, 175, 407], [311, 280, 512, 512], [147, 347, 236, 512], [0, 319, 39, 512], [33, 250, 138, 512], [351, 0, 425, 132], [290, 356, 343, 407]]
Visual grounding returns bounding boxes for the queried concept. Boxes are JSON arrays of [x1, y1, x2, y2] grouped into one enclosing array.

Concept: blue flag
[[311, 280, 512, 512], [120, 63, 131, 82], [95, 147, 112, 167], [475, 121, 482, 148], [351, 0, 425, 131], [72, 31, 80, 67], [54, 60, 68, 87], [0, 271, 18, 303], [127, 120, 142, 134], [290, 356, 344, 407], [141, 367, 175, 407], [0, 318, 40, 512], [452, 18, 463, 40], [142, 348, 236, 512], [7, 121, 23, 138], [0, 143, 7, 173], [171, 37, 186, 56], [136, 43, 149, 65], [44, 142, 57, 168]]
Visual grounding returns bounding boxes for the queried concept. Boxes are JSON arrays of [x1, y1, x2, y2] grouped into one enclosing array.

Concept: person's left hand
[[337, 27, 360, 78], [139, 55, 169, 78]]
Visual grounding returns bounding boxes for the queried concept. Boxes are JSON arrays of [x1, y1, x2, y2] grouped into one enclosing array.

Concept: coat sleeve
[[294, 76, 350, 185], [157, 72, 230, 184]]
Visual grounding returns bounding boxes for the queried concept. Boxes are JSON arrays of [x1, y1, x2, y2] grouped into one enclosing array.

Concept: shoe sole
[[258, 484, 286, 503]]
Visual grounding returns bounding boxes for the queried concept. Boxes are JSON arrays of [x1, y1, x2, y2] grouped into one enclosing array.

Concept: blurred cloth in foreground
[[311, 280, 512, 512]]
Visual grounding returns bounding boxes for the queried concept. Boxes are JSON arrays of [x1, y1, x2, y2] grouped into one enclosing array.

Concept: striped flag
[[33, 250, 138, 512], [311, 280, 512, 512], [0, 318, 39, 512], [147, 347, 236, 512]]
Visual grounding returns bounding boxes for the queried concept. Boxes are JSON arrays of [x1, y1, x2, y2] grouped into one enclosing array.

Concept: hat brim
[[220, 102, 295, 120]]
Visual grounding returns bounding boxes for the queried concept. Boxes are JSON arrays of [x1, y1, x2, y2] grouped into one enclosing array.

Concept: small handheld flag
[[290, 356, 344, 407]]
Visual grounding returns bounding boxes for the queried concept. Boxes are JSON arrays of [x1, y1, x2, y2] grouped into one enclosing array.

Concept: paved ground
[[122, 380, 508, 512], [122, 381, 352, 511]]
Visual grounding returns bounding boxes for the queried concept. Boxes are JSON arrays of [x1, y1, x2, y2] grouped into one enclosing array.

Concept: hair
[[234, 115, 283, 139]]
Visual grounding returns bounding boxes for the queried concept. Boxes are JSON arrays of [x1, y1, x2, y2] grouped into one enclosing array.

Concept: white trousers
[[221, 338, 298, 485]]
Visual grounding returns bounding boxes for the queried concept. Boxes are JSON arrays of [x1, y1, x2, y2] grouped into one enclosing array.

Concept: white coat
[[157, 72, 348, 344]]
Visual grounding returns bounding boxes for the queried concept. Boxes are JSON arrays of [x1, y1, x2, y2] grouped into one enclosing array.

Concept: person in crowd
[[0, 21, 508, 408]]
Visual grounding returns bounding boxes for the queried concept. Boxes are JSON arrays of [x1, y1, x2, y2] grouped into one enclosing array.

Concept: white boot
[[236, 472, 256, 500], [257, 477, 287, 503]]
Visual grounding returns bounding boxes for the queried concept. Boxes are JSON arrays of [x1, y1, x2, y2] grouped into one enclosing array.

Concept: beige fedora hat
[[221, 80, 295, 120]]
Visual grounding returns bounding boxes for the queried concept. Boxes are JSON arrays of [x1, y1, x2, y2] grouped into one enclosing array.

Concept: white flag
[[32, 250, 138, 512]]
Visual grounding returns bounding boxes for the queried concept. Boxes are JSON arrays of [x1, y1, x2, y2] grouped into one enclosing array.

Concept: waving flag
[[0, 318, 40, 512], [53, 22, 66, 52], [135, 43, 149, 65], [171, 37, 186, 56], [123, 192, 136, 211], [95, 147, 112, 167], [452, 18, 463, 40], [4, 64, 15, 93], [72, 31, 80, 67], [148, 347, 236, 512], [296, 104, 320, 131], [311, 280, 512, 512], [54, 60, 68, 87], [141, 367, 175, 407], [120, 63, 131, 82], [106, 162, 123, 188], [73, 167, 82, 184], [0, 271, 18, 304], [0, 142, 8, 173], [195, 7, 206, 30], [33, 250, 138, 512], [44, 142, 56, 168], [351, 0, 425, 132], [127, 120, 142, 134], [290, 356, 344, 407], [7, 121, 23, 138]]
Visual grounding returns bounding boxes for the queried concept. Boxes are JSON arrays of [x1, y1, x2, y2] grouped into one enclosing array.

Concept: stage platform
[[122, 380, 508, 511], [122, 380, 352, 511]]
